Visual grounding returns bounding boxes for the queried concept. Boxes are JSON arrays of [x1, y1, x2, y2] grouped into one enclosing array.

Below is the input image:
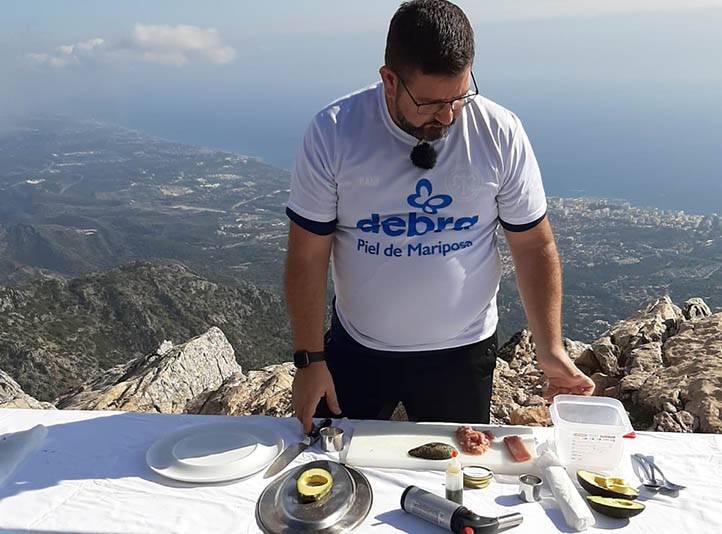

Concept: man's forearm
[[506, 221, 595, 398], [513, 240, 564, 357], [505, 220, 565, 360], [284, 223, 333, 351], [285, 262, 328, 351]]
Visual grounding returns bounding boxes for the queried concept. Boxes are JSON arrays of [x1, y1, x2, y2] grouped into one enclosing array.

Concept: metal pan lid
[[256, 460, 373, 533]]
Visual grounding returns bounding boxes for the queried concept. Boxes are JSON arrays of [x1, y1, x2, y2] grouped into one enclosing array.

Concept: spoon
[[631, 453, 661, 491], [631, 453, 686, 492], [643, 456, 686, 492]]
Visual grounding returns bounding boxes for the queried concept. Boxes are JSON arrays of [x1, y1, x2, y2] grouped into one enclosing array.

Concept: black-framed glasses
[[397, 71, 478, 115]]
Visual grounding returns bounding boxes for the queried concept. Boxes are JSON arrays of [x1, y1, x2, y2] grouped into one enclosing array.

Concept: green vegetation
[[0, 261, 291, 401]]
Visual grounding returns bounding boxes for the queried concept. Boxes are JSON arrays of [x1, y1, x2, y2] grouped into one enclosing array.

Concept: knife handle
[[308, 418, 333, 444]]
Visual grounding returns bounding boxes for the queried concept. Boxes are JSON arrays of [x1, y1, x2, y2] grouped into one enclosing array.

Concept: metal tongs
[[631, 453, 686, 492]]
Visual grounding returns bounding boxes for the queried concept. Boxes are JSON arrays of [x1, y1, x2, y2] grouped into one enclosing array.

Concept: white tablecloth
[[0, 408, 720, 533]]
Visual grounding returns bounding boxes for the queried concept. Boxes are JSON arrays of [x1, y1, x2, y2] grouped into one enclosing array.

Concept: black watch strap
[[293, 350, 325, 369]]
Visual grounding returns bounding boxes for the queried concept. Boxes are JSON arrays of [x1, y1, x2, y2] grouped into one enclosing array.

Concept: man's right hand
[[292, 362, 341, 434]]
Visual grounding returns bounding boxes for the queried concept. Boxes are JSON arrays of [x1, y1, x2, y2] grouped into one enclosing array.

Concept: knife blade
[[263, 418, 332, 479]]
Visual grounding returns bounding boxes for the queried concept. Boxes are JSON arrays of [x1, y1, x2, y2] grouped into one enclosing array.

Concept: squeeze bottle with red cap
[[445, 450, 464, 505]]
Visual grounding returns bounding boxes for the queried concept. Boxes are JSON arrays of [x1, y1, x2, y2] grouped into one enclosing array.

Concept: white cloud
[[139, 51, 189, 67], [28, 38, 105, 68], [129, 24, 235, 65], [26, 24, 234, 69]]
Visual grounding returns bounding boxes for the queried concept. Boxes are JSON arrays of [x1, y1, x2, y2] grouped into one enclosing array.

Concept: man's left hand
[[538, 354, 595, 402]]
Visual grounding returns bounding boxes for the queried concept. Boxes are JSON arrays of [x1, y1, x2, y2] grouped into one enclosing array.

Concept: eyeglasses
[[397, 71, 478, 115]]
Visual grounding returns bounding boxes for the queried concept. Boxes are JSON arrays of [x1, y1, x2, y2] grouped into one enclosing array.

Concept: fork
[[643, 455, 686, 492], [631, 453, 686, 492]]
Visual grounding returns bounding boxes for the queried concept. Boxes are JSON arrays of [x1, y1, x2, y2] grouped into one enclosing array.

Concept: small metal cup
[[319, 426, 344, 452], [518, 473, 542, 502]]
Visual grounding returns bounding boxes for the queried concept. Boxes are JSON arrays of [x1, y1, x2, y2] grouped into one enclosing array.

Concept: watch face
[[293, 351, 310, 368], [293, 350, 324, 368]]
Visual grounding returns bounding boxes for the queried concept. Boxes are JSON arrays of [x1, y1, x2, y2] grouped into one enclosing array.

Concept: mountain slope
[[0, 261, 290, 400]]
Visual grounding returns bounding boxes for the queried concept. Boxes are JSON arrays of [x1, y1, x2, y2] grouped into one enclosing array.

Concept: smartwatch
[[293, 350, 326, 369]]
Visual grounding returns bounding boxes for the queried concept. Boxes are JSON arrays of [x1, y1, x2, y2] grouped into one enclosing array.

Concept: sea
[[84, 83, 722, 217]]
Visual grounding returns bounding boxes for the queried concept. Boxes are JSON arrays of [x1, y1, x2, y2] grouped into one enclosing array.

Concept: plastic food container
[[549, 395, 632, 473]]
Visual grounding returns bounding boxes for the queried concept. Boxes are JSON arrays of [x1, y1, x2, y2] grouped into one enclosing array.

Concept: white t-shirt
[[288, 82, 547, 351]]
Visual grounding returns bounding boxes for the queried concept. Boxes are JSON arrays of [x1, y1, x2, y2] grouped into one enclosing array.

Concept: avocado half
[[576, 470, 639, 500], [586, 496, 645, 519], [296, 468, 333, 503]]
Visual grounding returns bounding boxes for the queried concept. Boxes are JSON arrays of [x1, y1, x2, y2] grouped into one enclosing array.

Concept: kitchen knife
[[263, 418, 333, 479]]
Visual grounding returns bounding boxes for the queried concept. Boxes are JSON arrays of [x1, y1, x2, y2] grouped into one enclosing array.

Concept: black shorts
[[315, 310, 498, 424]]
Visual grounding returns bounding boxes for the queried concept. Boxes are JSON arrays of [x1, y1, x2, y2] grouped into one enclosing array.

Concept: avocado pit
[[296, 468, 333, 503]]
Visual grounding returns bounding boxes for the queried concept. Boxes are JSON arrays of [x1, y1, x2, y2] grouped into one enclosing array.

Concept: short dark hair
[[385, 0, 475, 78]]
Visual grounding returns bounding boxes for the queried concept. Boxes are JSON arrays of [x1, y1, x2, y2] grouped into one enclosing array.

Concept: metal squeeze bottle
[[446, 450, 464, 505], [401, 486, 523, 533]]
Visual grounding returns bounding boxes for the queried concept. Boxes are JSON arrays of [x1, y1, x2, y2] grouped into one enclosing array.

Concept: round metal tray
[[256, 460, 373, 533]]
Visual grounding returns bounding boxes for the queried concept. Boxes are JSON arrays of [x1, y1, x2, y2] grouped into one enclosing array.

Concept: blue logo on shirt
[[356, 179, 478, 237], [407, 179, 452, 214]]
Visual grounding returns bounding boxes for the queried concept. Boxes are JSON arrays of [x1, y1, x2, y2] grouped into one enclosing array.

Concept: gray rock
[[57, 327, 240, 413], [509, 405, 551, 426], [610, 296, 682, 354], [489, 297, 721, 434], [590, 373, 618, 396], [574, 349, 600, 375], [156, 340, 174, 355], [0, 368, 55, 409], [619, 372, 648, 394], [564, 339, 591, 360], [625, 343, 663, 374], [603, 384, 621, 398], [653, 410, 699, 433], [188, 362, 294, 417], [628, 308, 722, 432], [591, 338, 621, 376], [683, 298, 711, 320], [526, 394, 547, 406]]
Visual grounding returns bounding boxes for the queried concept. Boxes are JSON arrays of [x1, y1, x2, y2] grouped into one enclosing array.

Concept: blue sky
[[6, 1, 722, 94], [3, 1, 722, 213]]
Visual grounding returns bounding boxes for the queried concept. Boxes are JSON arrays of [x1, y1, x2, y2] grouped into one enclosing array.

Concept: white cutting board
[[344, 420, 540, 476]]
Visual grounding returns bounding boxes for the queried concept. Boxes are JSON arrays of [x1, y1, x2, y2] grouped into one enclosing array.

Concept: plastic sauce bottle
[[445, 450, 463, 505]]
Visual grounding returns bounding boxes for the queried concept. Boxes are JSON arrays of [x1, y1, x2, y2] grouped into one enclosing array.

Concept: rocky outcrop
[[175, 295, 720, 433], [56, 327, 240, 413], [187, 362, 295, 417], [570, 296, 721, 432], [490, 296, 722, 433], [5, 295, 720, 435], [638, 311, 721, 432], [0, 368, 55, 409], [490, 333, 587, 425], [0, 261, 291, 401]]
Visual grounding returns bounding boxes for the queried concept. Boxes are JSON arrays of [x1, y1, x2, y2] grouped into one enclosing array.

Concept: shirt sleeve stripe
[[498, 211, 547, 232], [286, 207, 337, 235]]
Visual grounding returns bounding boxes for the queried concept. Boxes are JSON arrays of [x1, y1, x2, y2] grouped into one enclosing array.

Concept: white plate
[[146, 421, 284, 483]]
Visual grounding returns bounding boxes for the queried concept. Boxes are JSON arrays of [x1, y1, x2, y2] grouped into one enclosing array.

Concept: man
[[285, 0, 594, 434]]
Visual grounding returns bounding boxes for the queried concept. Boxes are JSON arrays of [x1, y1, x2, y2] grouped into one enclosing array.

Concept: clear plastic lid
[[550, 394, 630, 429]]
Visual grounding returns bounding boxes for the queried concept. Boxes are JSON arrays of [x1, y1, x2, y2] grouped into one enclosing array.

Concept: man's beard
[[394, 107, 454, 142]]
